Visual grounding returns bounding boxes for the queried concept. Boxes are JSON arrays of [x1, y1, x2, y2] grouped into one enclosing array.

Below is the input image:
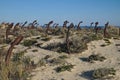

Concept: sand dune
[[21, 38, 120, 80]]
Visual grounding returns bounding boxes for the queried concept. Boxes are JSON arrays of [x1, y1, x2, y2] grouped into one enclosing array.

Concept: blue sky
[[0, 0, 120, 26]]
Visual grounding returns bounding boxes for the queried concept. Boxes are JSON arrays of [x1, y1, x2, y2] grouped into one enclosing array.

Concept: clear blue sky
[[0, 0, 120, 26]]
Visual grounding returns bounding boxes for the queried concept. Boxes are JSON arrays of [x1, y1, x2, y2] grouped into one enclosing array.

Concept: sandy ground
[[2, 36, 120, 80], [15, 36, 119, 80]]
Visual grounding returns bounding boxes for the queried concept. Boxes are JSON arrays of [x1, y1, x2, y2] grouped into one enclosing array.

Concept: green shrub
[[89, 33, 103, 41], [43, 35, 89, 53], [44, 55, 51, 59], [43, 42, 67, 53], [23, 39, 37, 46], [92, 68, 116, 79], [103, 38, 109, 42], [32, 49, 38, 52], [49, 58, 66, 65], [52, 28, 65, 35], [88, 54, 106, 62], [22, 56, 31, 66], [0, 38, 5, 44], [12, 51, 26, 62], [103, 38, 111, 45], [59, 55, 68, 59], [58, 35, 65, 38], [29, 29, 40, 36], [41, 37, 51, 41], [43, 32, 103, 54], [37, 58, 47, 67], [6, 38, 12, 44], [100, 44, 107, 47], [0, 55, 33, 80], [55, 64, 74, 73], [113, 37, 119, 40]]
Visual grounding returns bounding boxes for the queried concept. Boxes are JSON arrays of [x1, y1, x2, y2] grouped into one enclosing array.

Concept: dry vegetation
[[0, 21, 120, 80]]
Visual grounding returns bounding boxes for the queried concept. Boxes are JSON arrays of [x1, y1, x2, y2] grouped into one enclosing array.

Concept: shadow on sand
[[79, 57, 88, 62], [80, 70, 94, 80]]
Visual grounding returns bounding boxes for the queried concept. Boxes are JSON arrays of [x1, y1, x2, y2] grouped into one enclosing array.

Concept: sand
[[1, 35, 120, 80], [17, 37, 120, 80]]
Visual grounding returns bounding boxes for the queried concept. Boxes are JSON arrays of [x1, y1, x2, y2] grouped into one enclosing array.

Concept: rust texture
[[119, 28, 120, 36], [66, 23, 73, 54], [94, 22, 99, 34], [21, 21, 27, 28], [104, 22, 109, 37], [77, 21, 83, 30], [6, 23, 14, 41], [90, 22, 94, 27], [13, 23, 20, 32], [63, 20, 69, 28], [46, 21, 53, 34], [5, 35, 24, 65]]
